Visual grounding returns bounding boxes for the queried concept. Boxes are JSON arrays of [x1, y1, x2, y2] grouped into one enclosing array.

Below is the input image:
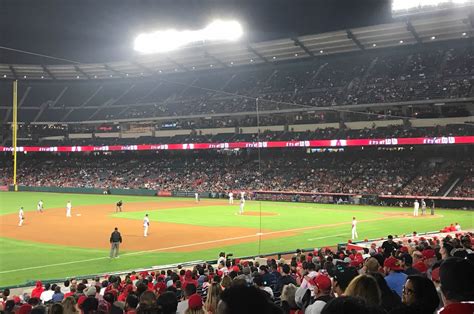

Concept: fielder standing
[[195, 192, 200, 203], [18, 207, 25, 227], [143, 214, 150, 237], [413, 199, 419, 217], [351, 216, 358, 240], [37, 200, 44, 213], [228, 192, 234, 205], [421, 199, 426, 216], [66, 201, 72, 217], [239, 195, 245, 215], [116, 200, 123, 212]]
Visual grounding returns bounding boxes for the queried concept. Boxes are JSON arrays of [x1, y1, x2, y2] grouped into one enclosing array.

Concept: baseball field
[[0, 191, 472, 287]]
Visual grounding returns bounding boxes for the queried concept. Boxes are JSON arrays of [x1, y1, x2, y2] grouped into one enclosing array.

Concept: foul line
[[0, 215, 405, 274]]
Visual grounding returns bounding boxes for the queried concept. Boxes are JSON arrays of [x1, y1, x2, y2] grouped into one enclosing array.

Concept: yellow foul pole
[[12, 80, 18, 191]]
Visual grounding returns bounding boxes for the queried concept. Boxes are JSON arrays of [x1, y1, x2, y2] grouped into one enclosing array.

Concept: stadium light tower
[[134, 20, 243, 54]]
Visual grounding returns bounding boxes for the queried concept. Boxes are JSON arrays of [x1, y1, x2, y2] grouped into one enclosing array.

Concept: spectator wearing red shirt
[[30, 281, 44, 299]]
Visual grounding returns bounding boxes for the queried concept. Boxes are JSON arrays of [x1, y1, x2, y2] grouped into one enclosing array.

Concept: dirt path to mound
[[0, 200, 296, 252]]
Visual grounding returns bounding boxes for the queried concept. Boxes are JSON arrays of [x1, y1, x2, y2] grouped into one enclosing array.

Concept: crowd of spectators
[[1, 232, 473, 314], [1, 150, 471, 197], [1, 44, 472, 126]]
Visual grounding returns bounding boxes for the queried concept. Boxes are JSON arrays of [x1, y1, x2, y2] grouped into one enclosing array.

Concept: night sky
[[0, 0, 392, 64]]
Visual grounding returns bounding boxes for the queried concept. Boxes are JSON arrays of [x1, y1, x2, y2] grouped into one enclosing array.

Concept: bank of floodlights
[[134, 20, 243, 53]]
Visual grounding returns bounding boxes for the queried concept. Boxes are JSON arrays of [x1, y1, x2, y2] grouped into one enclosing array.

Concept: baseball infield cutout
[[0, 200, 296, 253]]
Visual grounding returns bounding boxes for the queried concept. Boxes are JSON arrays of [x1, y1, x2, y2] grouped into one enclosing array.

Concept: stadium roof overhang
[[0, 8, 472, 81]]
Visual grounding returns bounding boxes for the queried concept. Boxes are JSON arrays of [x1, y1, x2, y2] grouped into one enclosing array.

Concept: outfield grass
[[0, 191, 473, 287]]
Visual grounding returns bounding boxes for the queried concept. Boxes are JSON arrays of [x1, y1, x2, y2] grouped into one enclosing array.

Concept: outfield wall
[[8, 185, 156, 196]]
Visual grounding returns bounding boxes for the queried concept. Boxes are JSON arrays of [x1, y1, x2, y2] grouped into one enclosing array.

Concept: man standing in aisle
[[413, 199, 419, 217], [351, 216, 358, 240], [18, 207, 25, 227], [37, 200, 44, 213], [66, 201, 72, 218], [143, 214, 150, 237], [109, 227, 122, 258]]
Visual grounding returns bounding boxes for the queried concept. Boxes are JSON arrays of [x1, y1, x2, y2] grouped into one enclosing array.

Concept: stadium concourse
[[0, 231, 473, 314]]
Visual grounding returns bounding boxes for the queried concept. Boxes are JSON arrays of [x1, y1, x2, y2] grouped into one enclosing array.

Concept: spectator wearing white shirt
[[40, 283, 55, 303]]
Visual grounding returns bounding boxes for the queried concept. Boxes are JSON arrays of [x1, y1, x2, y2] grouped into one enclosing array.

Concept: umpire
[[109, 227, 122, 258]]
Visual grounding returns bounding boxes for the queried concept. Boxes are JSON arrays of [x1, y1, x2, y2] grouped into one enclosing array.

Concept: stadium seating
[[1, 149, 472, 198], [1, 231, 472, 314], [0, 44, 472, 126]]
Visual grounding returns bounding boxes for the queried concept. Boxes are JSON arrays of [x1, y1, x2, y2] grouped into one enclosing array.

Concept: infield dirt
[[0, 200, 296, 252]]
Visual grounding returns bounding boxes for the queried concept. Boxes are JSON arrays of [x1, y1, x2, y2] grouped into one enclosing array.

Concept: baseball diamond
[[0, 192, 472, 286]]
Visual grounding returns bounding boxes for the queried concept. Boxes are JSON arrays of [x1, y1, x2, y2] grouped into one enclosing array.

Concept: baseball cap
[[422, 249, 435, 259], [412, 261, 428, 273], [310, 274, 332, 292], [383, 257, 403, 271], [188, 294, 203, 310], [333, 265, 358, 291], [84, 286, 97, 297]]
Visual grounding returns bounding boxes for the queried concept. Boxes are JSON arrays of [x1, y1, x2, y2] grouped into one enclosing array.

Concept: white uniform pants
[[414, 208, 419, 217], [229, 197, 234, 204], [144, 225, 148, 237], [239, 203, 244, 214], [66, 209, 71, 217], [352, 227, 358, 239], [19, 218, 23, 226]]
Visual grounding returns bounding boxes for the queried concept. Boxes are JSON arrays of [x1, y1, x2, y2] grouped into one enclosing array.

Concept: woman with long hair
[[369, 272, 402, 312], [62, 296, 79, 314], [204, 282, 222, 314], [344, 274, 382, 307], [220, 276, 232, 291]]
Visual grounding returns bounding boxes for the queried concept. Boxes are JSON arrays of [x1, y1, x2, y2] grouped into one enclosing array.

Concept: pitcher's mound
[[241, 211, 278, 216]]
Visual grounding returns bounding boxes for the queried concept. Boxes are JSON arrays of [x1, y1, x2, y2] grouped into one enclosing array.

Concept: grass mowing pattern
[[0, 191, 472, 287]]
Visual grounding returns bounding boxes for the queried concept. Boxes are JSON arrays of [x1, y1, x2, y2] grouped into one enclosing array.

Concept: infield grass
[[0, 191, 472, 287]]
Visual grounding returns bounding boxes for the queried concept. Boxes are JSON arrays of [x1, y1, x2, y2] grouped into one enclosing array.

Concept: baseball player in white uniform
[[195, 192, 200, 203], [351, 216, 358, 240], [239, 196, 245, 215], [413, 200, 419, 217], [143, 214, 150, 237], [18, 207, 25, 226], [229, 192, 234, 205], [66, 201, 72, 217], [421, 199, 426, 215], [37, 200, 44, 213]]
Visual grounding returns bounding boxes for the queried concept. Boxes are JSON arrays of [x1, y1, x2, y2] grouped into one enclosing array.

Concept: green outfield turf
[[0, 191, 473, 287]]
